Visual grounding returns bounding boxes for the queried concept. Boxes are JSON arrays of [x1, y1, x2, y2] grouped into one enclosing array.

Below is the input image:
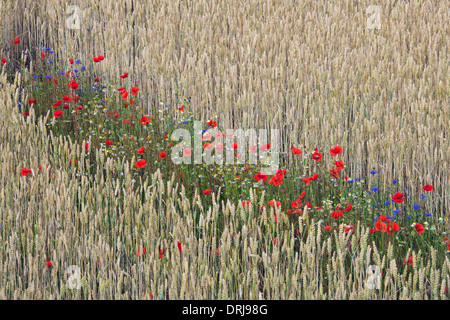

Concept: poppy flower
[[53, 110, 63, 118], [62, 95, 71, 103], [52, 99, 63, 108], [231, 143, 238, 150], [414, 223, 425, 234], [329, 146, 343, 156], [392, 192, 405, 203], [260, 144, 271, 151], [130, 86, 140, 95], [69, 58, 74, 64], [254, 172, 268, 182], [330, 168, 340, 179], [311, 151, 323, 162], [138, 147, 145, 155], [344, 204, 352, 212], [113, 112, 119, 119], [41, 52, 46, 59], [179, 105, 185, 111], [120, 90, 129, 100], [21, 111, 29, 117], [85, 142, 89, 151], [105, 140, 113, 146], [291, 147, 302, 154], [183, 148, 192, 157], [14, 37, 20, 45], [72, 95, 80, 102], [422, 185, 433, 191], [135, 160, 147, 168], [404, 256, 413, 266], [203, 189, 212, 195], [159, 248, 166, 259], [386, 221, 399, 236], [268, 200, 281, 208], [249, 145, 257, 153], [269, 175, 284, 186], [159, 152, 167, 159], [375, 221, 388, 232], [28, 98, 37, 105], [120, 72, 129, 79], [139, 116, 151, 125], [97, 55, 104, 61], [207, 120, 217, 128], [1, 58, 6, 64], [344, 225, 354, 234], [177, 241, 182, 253], [20, 167, 32, 176], [331, 210, 343, 220], [136, 248, 146, 257], [242, 200, 251, 208], [67, 80, 79, 90], [335, 160, 345, 170], [323, 226, 332, 232], [43, 261, 52, 268]]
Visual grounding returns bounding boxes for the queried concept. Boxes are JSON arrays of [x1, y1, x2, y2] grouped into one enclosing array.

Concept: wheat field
[[0, 0, 449, 300]]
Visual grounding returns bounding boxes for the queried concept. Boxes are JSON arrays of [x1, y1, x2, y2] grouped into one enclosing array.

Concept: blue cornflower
[[81, 66, 86, 70], [33, 75, 38, 78], [347, 179, 353, 183], [356, 178, 361, 182], [387, 215, 391, 220], [371, 186, 379, 192], [48, 60, 53, 63], [420, 194, 427, 200], [46, 48, 51, 51], [372, 205, 377, 209], [393, 209, 400, 214], [74, 69, 79, 73], [18, 103, 22, 107], [384, 200, 391, 206], [76, 59, 81, 64], [406, 215, 411, 219], [426, 213, 432, 217], [49, 50, 53, 54], [392, 179, 398, 184], [46, 75, 51, 79], [370, 170, 377, 175], [413, 204, 420, 210], [60, 72, 65, 76]]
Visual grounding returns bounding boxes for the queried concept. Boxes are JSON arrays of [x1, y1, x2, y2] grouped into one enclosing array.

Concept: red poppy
[[53, 110, 63, 118], [330, 168, 340, 179], [291, 146, 302, 154], [69, 58, 74, 64], [404, 256, 413, 266], [331, 210, 343, 220], [329, 146, 343, 156], [72, 95, 80, 102], [414, 223, 425, 234], [179, 105, 185, 111], [20, 167, 32, 176], [43, 261, 52, 268], [159, 248, 166, 259], [120, 90, 129, 100], [67, 80, 79, 90], [254, 172, 268, 182], [130, 86, 140, 95], [323, 226, 332, 232], [203, 189, 212, 195], [21, 111, 29, 117], [138, 147, 145, 155], [14, 37, 20, 45], [1, 58, 6, 64], [135, 160, 147, 168], [387, 221, 399, 236], [41, 52, 46, 59], [344, 204, 352, 212], [120, 72, 129, 79], [53, 99, 63, 108], [95, 77, 99, 82], [62, 95, 71, 103], [268, 200, 281, 208], [113, 112, 119, 119], [249, 145, 257, 153], [375, 221, 388, 232], [177, 241, 182, 253], [260, 144, 271, 151], [344, 225, 354, 234], [231, 143, 238, 150], [392, 192, 405, 203], [242, 200, 251, 208], [98, 55, 104, 61], [422, 185, 433, 191], [311, 151, 323, 162], [269, 175, 284, 186], [335, 160, 345, 170], [137, 248, 146, 257], [105, 140, 113, 146], [139, 116, 151, 125], [159, 152, 167, 159], [28, 98, 37, 105], [85, 142, 89, 151], [183, 148, 192, 157], [207, 120, 217, 128]]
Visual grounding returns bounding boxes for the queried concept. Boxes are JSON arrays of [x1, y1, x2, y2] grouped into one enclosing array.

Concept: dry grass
[[0, 0, 449, 299]]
